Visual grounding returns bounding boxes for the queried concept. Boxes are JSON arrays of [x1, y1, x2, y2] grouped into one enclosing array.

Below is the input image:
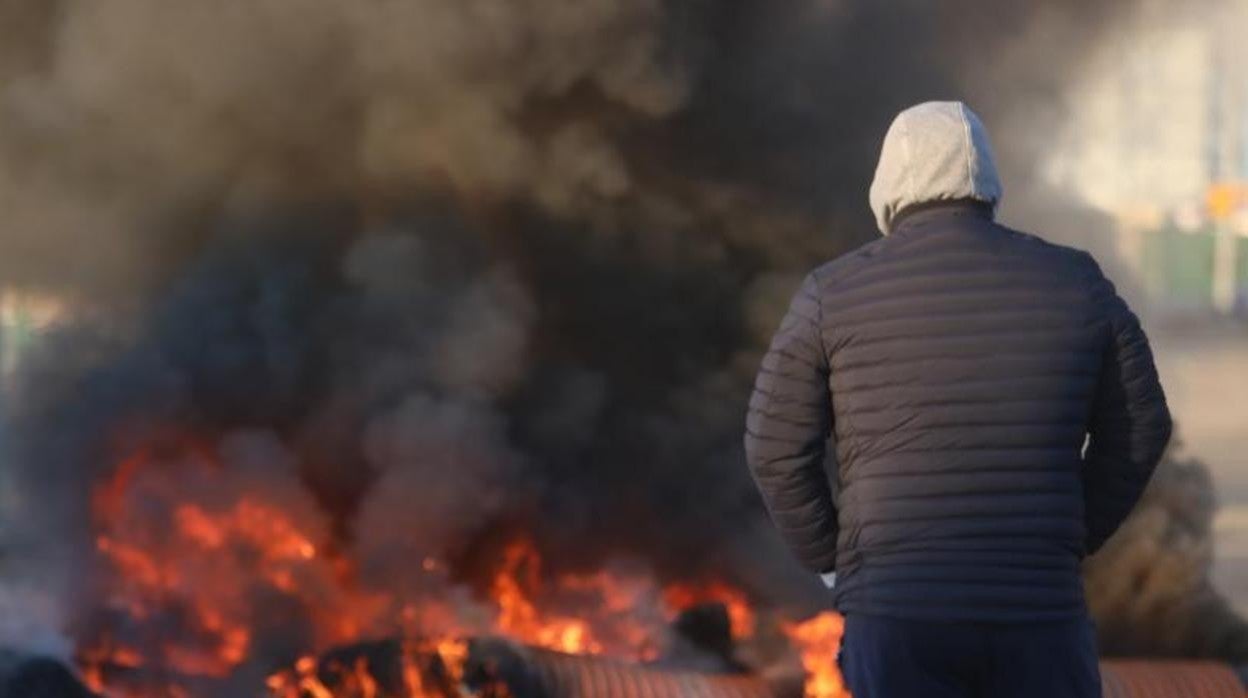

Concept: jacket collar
[[889, 199, 994, 233]]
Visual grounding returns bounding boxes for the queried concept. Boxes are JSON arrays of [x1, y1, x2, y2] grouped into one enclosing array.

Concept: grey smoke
[[1085, 434, 1248, 660]]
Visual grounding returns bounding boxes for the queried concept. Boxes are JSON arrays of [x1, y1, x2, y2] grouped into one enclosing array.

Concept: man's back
[[814, 203, 1124, 621], [744, 101, 1171, 697]]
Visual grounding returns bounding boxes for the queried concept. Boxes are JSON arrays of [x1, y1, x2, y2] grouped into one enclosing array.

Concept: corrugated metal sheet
[[520, 649, 786, 698], [476, 641, 1248, 698], [1100, 660, 1247, 698]]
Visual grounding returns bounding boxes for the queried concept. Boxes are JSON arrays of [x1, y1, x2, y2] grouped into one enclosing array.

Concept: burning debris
[[265, 635, 795, 698], [45, 421, 839, 696]]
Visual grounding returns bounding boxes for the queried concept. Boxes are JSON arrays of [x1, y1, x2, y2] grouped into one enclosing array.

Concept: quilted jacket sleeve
[[1082, 258, 1173, 555], [744, 273, 837, 573]]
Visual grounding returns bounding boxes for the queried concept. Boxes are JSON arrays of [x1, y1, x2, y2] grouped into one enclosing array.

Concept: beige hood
[[868, 101, 1003, 234]]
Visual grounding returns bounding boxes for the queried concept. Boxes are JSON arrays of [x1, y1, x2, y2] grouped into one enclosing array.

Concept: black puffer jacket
[[745, 102, 1171, 622]]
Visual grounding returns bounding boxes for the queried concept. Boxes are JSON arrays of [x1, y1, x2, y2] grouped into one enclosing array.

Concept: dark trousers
[[839, 614, 1102, 698]]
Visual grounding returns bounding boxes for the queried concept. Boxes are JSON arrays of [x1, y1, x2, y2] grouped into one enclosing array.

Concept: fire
[[175, 501, 318, 562], [488, 538, 660, 659], [78, 439, 849, 697], [782, 612, 850, 698], [80, 441, 389, 695], [491, 540, 602, 655]]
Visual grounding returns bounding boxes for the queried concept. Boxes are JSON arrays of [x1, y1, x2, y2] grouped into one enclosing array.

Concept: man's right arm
[[1081, 257, 1172, 555], [744, 273, 838, 575]]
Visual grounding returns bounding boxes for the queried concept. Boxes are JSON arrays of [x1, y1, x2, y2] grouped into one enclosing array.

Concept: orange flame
[[782, 611, 851, 698], [80, 440, 844, 697]]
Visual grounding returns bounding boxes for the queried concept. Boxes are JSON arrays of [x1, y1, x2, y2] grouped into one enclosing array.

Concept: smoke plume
[[1085, 435, 1248, 660]]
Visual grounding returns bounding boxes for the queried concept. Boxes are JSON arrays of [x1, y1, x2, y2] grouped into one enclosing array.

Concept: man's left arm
[[744, 273, 838, 576]]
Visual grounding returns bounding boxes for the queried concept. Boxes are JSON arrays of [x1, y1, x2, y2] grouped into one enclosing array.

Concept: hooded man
[[745, 101, 1171, 698]]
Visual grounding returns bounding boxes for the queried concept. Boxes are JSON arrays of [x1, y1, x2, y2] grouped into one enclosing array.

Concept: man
[[744, 101, 1171, 698]]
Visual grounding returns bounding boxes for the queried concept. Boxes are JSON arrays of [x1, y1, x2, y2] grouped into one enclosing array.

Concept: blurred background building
[[1045, 0, 1248, 615], [1048, 3, 1248, 314]]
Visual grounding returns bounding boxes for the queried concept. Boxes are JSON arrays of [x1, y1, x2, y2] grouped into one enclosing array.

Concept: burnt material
[[0, 653, 95, 698], [662, 603, 750, 674]]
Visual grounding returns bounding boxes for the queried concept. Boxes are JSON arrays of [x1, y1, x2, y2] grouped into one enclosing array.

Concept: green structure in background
[[1139, 223, 1246, 313], [0, 296, 36, 378], [1241, 233, 1248, 302], [0, 291, 65, 380]]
